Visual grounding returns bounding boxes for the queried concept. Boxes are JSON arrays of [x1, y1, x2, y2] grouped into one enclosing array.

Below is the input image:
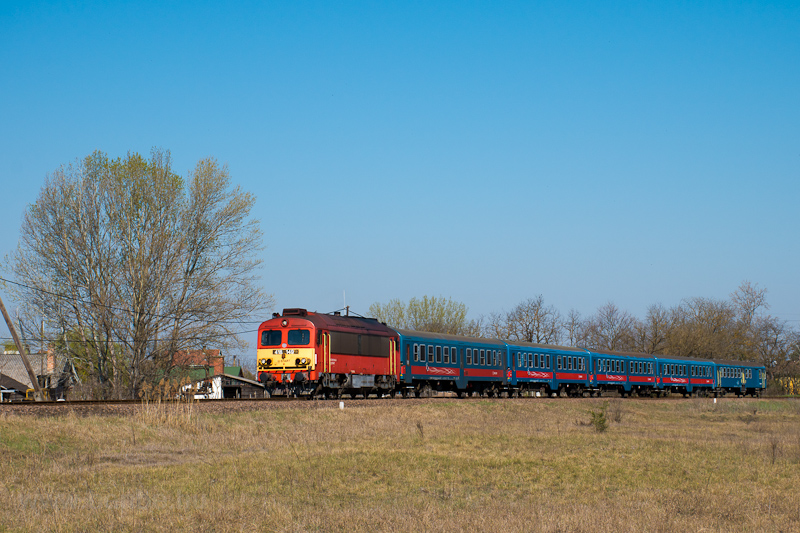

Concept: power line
[[0, 328, 259, 345], [0, 275, 265, 325]]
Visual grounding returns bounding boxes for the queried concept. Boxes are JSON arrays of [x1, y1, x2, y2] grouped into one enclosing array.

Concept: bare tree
[[7, 149, 272, 398], [666, 297, 737, 359], [505, 296, 563, 344], [482, 296, 562, 344], [563, 308, 586, 347], [585, 302, 636, 352], [632, 303, 672, 354], [731, 280, 769, 329]]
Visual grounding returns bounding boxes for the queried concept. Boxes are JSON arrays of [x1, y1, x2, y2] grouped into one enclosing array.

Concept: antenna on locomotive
[[343, 290, 348, 316]]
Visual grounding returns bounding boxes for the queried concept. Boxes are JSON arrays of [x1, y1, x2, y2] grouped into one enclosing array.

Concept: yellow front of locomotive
[[257, 315, 317, 387]]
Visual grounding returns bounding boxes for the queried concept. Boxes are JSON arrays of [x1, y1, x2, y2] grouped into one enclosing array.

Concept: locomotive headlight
[[301, 358, 307, 365], [266, 358, 272, 366], [295, 358, 301, 366], [259, 358, 267, 367]]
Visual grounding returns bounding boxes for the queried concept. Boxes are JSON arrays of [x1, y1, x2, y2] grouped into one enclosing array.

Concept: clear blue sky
[[2, 1, 799, 351]]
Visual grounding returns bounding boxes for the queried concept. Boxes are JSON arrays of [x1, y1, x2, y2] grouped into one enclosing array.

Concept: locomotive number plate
[[273, 349, 299, 355]]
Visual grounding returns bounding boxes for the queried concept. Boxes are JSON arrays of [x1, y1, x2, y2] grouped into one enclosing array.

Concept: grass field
[[1, 398, 799, 532]]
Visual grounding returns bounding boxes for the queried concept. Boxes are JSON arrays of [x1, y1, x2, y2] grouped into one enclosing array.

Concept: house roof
[[224, 366, 243, 377], [0, 352, 71, 390]]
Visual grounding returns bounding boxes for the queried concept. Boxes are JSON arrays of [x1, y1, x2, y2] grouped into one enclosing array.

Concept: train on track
[[257, 308, 767, 399]]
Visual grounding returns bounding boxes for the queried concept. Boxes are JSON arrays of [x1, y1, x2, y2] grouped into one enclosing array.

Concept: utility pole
[[0, 293, 44, 401]]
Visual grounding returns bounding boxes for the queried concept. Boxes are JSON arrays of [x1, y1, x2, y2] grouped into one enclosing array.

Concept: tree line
[[370, 284, 799, 380]]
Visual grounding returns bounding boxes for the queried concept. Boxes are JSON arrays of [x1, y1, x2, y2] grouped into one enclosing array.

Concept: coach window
[[436, 346, 442, 364], [466, 348, 472, 365], [557, 356, 562, 370], [495, 351, 500, 366], [444, 347, 450, 364], [427, 345, 434, 364], [261, 330, 282, 347]]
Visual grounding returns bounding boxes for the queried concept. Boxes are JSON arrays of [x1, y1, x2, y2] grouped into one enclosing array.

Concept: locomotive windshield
[[287, 329, 310, 345], [261, 330, 282, 346]]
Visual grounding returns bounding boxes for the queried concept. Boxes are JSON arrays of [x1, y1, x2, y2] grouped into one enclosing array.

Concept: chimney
[[47, 347, 56, 373]]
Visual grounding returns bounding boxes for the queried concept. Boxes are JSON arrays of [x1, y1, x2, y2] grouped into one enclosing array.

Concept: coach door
[[457, 347, 467, 389]]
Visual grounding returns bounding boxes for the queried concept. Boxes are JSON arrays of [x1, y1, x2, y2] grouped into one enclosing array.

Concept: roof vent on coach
[[282, 308, 308, 317]]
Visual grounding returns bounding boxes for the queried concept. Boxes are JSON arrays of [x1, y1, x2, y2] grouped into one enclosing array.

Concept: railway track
[[0, 393, 780, 417]]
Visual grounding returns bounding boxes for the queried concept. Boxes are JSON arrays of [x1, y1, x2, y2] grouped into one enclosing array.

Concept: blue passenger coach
[[508, 342, 589, 397], [396, 330, 507, 397], [714, 360, 766, 396]]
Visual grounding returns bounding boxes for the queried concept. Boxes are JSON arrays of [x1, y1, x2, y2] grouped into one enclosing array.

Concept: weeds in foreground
[[587, 401, 609, 432], [135, 397, 197, 431]]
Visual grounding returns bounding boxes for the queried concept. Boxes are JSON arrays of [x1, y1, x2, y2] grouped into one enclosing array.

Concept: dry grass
[[2, 398, 800, 532]]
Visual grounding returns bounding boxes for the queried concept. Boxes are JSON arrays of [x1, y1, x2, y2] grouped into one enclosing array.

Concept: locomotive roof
[[305, 313, 395, 336], [274, 310, 397, 336]]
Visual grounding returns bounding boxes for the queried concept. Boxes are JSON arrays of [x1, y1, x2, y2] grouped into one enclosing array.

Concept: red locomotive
[[256, 308, 399, 397]]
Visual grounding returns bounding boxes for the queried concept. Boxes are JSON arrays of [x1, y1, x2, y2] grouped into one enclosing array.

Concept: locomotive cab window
[[287, 329, 310, 345], [261, 330, 282, 346]]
